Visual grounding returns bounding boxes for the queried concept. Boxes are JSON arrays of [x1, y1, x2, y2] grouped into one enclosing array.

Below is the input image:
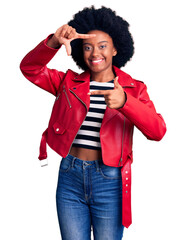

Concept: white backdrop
[[1, 0, 186, 239]]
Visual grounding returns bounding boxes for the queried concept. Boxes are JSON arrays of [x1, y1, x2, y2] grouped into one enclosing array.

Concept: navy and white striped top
[[72, 79, 114, 150]]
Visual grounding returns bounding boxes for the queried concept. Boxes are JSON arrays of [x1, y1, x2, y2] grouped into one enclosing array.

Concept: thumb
[[63, 39, 72, 56], [114, 76, 120, 89]]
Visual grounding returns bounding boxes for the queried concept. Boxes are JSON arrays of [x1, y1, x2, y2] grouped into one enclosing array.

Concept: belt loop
[[71, 157, 76, 168], [95, 160, 100, 172]]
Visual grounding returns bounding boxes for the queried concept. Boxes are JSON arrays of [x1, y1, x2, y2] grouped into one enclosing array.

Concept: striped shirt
[[72, 79, 114, 150]]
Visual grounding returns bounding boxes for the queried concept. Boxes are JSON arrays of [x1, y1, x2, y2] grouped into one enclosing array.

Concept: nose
[[91, 46, 100, 57]]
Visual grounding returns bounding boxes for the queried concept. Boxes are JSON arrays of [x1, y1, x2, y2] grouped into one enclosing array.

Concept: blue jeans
[[56, 154, 124, 240]]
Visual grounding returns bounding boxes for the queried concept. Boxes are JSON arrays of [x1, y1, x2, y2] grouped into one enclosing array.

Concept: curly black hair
[[68, 6, 134, 70]]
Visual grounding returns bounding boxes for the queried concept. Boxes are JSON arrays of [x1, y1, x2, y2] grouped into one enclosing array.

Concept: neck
[[90, 68, 115, 82]]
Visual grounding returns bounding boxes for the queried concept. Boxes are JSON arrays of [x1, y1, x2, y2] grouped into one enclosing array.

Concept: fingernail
[[87, 92, 91, 95]]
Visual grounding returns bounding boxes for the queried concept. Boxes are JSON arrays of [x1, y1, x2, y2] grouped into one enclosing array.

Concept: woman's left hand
[[88, 77, 126, 109]]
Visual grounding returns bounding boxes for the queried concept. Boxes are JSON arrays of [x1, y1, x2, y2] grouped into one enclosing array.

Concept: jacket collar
[[72, 70, 91, 82], [113, 66, 136, 88], [72, 66, 136, 88]]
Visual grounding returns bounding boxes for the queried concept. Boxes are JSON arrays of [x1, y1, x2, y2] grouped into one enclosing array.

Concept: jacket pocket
[[53, 122, 66, 135]]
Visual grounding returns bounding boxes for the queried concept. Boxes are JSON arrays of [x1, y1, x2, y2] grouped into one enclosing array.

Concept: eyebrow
[[83, 41, 108, 45]]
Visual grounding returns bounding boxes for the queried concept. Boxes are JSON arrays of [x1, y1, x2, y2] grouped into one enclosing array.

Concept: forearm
[[20, 35, 65, 95], [118, 90, 166, 141], [20, 35, 60, 73]]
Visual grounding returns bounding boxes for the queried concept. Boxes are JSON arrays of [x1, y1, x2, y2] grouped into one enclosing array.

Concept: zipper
[[130, 127, 133, 146], [69, 88, 88, 111], [119, 117, 126, 166], [66, 88, 88, 155], [63, 86, 72, 108], [56, 93, 60, 101]]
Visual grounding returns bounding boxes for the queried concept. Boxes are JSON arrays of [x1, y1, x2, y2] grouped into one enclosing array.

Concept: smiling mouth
[[89, 58, 104, 65]]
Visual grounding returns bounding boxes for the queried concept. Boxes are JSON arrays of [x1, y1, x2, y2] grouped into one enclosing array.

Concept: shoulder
[[133, 78, 145, 85], [114, 66, 145, 88], [65, 69, 79, 78], [64, 69, 89, 78]]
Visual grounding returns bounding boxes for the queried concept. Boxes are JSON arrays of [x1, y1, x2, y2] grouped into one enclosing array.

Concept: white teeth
[[92, 59, 103, 63]]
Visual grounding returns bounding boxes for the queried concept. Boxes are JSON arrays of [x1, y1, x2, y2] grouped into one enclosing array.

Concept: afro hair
[[68, 6, 134, 70]]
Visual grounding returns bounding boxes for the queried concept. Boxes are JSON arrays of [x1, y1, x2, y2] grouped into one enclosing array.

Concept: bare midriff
[[69, 146, 102, 161]]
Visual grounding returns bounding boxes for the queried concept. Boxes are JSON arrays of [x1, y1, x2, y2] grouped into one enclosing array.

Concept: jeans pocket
[[59, 158, 72, 173], [100, 164, 122, 179]]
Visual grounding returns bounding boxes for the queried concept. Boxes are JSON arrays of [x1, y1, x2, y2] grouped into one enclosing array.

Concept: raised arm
[[20, 25, 96, 95]]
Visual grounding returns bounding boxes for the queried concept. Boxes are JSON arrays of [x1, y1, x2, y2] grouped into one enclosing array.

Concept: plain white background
[[1, 0, 186, 239]]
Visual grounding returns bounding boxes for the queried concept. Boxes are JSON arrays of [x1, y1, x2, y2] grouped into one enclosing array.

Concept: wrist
[[46, 34, 62, 49], [118, 92, 127, 109]]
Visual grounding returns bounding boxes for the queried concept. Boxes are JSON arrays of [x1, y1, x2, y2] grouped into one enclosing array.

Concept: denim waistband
[[64, 154, 103, 170]]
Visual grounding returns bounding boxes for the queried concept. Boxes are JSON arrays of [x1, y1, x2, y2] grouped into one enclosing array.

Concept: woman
[[20, 6, 166, 240]]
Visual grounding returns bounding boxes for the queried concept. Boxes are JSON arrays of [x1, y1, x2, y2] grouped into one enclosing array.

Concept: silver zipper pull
[[63, 86, 72, 108], [56, 93, 60, 101], [118, 158, 123, 166]]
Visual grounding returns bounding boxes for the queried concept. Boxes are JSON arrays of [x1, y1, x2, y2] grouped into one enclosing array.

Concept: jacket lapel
[[69, 70, 91, 110]]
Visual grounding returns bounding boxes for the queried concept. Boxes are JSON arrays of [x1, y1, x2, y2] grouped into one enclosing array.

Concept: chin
[[88, 64, 110, 73]]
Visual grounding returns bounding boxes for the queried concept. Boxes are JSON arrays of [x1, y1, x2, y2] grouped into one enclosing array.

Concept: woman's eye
[[84, 46, 92, 51], [99, 45, 106, 49]]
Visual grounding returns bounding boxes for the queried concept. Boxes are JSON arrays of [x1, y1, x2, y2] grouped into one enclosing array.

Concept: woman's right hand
[[47, 24, 96, 56]]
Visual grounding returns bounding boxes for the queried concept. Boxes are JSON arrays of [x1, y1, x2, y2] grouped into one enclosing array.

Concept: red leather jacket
[[20, 36, 166, 228]]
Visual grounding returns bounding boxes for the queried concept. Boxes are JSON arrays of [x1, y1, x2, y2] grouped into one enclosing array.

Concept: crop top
[[72, 79, 114, 150]]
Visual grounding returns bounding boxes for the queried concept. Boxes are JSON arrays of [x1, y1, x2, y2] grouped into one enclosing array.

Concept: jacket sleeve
[[118, 83, 166, 141], [20, 35, 66, 96]]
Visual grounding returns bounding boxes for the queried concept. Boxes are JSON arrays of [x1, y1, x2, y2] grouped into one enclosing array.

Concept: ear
[[113, 47, 117, 56]]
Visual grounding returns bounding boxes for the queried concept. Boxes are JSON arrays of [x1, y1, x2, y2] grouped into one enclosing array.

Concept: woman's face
[[82, 30, 117, 74]]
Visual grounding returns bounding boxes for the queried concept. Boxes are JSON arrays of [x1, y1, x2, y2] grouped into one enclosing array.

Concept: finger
[[63, 40, 72, 56], [88, 90, 111, 96], [61, 26, 69, 38], [67, 28, 76, 39], [64, 26, 73, 39], [104, 95, 112, 101], [76, 33, 96, 39], [55, 25, 67, 36]]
